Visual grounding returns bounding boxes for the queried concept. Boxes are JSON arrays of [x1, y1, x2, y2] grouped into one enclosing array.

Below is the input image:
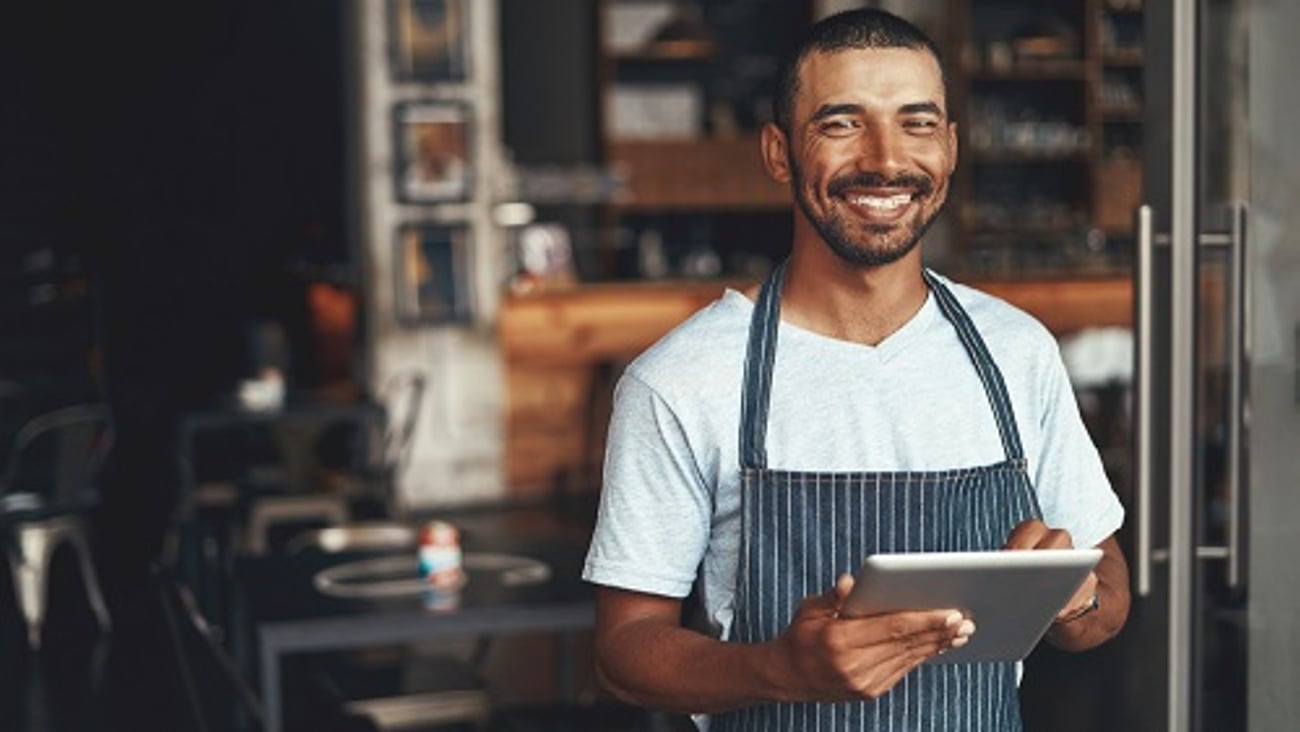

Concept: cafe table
[[230, 512, 597, 732]]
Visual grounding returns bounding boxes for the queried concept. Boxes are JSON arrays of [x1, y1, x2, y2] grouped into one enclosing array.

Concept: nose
[[854, 123, 907, 177]]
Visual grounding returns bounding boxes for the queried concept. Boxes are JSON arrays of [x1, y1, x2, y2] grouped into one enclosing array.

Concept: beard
[[790, 158, 946, 268]]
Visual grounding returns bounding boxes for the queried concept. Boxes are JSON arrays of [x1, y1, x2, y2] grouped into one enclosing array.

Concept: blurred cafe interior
[[1, 0, 1296, 731]]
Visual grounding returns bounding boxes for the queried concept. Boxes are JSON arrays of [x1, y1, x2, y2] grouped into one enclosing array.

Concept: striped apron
[[711, 264, 1042, 732]]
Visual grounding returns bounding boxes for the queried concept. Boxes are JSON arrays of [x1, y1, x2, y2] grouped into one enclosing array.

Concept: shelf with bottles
[[966, 84, 1092, 159], [943, 0, 1150, 271], [602, 2, 715, 143], [507, 208, 788, 290], [956, 0, 1087, 72], [1099, 0, 1144, 62], [579, 0, 811, 286], [959, 232, 1131, 280], [961, 150, 1092, 232], [1094, 123, 1143, 235], [1097, 67, 1143, 118], [600, 1, 807, 145]]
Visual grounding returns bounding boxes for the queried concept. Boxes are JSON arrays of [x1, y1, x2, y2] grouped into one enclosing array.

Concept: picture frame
[[393, 101, 472, 204], [388, 0, 470, 82], [394, 222, 473, 325]]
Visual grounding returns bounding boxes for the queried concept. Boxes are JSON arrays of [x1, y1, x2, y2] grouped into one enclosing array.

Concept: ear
[[760, 123, 792, 184], [946, 121, 959, 175]]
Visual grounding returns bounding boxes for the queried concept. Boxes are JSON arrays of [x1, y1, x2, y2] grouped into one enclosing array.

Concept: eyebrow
[[900, 101, 945, 117], [809, 100, 946, 122]]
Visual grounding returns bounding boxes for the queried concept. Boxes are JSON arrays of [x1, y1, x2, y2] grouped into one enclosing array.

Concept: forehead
[[793, 47, 946, 117]]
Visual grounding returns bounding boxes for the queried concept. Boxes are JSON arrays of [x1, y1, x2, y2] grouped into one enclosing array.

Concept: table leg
[[260, 640, 282, 732], [558, 630, 576, 701]]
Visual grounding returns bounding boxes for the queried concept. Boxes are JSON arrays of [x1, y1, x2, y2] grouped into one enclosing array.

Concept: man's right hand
[[769, 574, 974, 702], [592, 580, 972, 714]]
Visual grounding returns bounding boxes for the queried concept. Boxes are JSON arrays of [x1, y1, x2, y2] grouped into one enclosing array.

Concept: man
[[583, 9, 1130, 731]]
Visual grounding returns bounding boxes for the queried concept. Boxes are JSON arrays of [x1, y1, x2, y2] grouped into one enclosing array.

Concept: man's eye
[[904, 119, 939, 133], [818, 118, 859, 135]]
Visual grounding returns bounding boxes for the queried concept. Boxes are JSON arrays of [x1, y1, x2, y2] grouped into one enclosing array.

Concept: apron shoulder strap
[[923, 270, 1026, 462], [738, 264, 1027, 471], [739, 262, 785, 471]]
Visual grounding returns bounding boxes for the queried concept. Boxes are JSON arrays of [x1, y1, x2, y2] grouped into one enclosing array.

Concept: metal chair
[[241, 371, 427, 556], [323, 369, 426, 519], [0, 403, 114, 650]]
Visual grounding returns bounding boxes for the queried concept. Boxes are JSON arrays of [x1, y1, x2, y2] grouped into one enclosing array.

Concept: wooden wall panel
[[501, 276, 1132, 492]]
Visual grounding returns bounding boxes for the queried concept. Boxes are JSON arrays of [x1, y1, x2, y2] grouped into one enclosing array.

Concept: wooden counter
[[500, 275, 1133, 493]]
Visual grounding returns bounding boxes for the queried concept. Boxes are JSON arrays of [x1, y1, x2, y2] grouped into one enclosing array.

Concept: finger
[[1032, 528, 1075, 550], [840, 608, 966, 648], [1003, 519, 1048, 549], [834, 572, 855, 600], [862, 651, 932, 699], [849, 622, 973, 699], [1058, 572, 1099, 618], [794, 586, 842, 619]]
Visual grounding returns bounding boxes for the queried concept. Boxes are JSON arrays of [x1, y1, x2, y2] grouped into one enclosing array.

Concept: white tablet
[[840, 548, 1102, 665]]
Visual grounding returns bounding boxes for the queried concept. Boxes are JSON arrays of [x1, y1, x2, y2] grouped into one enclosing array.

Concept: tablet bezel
[[839, 548, 1102, 665]]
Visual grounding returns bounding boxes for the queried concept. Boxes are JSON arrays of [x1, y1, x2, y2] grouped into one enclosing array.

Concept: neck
[[778, 243, 929, 346]]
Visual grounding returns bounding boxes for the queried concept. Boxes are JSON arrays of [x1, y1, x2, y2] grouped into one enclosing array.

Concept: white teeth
[[847, 194, 913, 211]]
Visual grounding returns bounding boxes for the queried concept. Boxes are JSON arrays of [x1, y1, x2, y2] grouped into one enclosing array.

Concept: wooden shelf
[[952, 0, 1145, 261], [612, 40, 719, 63], [971, 149, 1092, 162], [1101, 108, 1143, 122], [967, 61, 1089, 81], [1102, 50, 1144, 67], [606, 135, 791, 211], [966, 225, 1085, 239]]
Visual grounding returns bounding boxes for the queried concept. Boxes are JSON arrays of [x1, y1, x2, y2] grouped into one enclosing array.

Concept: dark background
[[1, 0, 350, 589]]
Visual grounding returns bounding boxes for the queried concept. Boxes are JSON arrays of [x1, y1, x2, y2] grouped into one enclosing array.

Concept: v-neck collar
[[722, 279, 939, 365]]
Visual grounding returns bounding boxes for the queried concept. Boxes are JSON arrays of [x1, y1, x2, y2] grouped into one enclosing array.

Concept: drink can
[[418, 521, 463, 589]]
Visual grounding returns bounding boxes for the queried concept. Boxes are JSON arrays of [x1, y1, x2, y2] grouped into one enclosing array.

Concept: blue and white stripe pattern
[[714, 263, 1041, 732]]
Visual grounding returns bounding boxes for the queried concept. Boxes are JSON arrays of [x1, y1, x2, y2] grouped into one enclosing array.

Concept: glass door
[[1134, 0, 1300, 729]]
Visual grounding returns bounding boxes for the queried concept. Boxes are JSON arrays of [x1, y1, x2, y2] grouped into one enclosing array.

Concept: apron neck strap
[[739, 261, 786, 470], [739, 263, 1026, 471], [922, 269, 1026, 463]]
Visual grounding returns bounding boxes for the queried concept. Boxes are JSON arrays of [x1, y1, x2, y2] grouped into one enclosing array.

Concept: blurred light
[[492, 202, 536, 227]]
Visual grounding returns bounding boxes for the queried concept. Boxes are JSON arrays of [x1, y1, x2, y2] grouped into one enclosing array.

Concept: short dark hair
[[772, 8, 946, 134]]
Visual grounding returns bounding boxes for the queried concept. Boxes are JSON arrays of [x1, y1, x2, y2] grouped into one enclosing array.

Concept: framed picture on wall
[[393, 101, 472, 204], [389, 0, 469, 82], [395, 222, 473, 325]]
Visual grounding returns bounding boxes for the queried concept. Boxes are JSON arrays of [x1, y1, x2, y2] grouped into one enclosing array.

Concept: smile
[[846, 193, 914, 211]]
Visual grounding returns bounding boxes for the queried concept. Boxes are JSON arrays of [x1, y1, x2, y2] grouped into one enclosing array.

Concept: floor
[[1, 559, 210, 732], [1, 500, 682, 732]]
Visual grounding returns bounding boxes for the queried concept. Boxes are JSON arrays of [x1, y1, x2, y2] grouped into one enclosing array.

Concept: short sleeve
[[583, 371, 714, 598], [1030, 345, 1126, 550]]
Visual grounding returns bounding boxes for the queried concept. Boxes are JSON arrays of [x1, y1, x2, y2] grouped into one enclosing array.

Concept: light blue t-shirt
[[584, 273, 1124, 645]]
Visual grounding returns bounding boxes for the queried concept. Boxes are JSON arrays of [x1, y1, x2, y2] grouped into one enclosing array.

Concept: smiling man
[[583, 9, 1129, 731]]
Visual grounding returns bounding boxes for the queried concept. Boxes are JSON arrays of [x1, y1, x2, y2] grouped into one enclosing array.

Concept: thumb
[[826, 572, 855, 612], [833, 572, 855, 603], [795, 574, 855, 619]]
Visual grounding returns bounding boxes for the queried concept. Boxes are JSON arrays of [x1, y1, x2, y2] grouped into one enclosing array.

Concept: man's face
[[781, 47, 957, 267]]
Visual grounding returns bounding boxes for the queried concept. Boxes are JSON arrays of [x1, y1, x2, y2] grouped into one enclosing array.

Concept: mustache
[[827, 172, 934, 197]]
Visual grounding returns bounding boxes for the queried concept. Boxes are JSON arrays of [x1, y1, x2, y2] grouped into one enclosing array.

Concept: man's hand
[[770, 574, 974, 702], [1003, 518, 1130, 651], [1003, 519, 1097, 623]]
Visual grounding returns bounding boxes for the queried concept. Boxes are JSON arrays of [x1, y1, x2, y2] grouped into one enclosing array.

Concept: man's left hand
[[1003, 518, 1098, 624]]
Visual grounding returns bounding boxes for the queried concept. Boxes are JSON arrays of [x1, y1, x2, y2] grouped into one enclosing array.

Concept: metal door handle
[[1133, 203, 1249, 597], [1136, 204, 1155, 597], [1225, 201, 1248, 590]]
